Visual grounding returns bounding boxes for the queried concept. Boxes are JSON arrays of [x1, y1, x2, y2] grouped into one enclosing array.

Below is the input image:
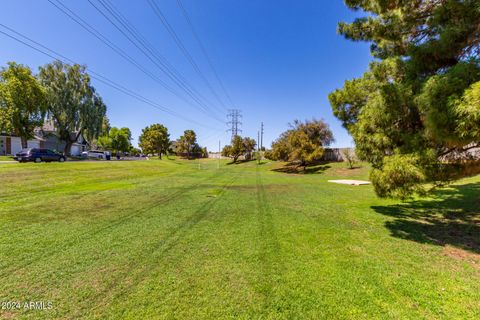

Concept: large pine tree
[[329, 0, 480, 198]]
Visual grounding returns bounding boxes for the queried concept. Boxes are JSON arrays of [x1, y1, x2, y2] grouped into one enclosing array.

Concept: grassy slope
[[0, 159, 478, 319]]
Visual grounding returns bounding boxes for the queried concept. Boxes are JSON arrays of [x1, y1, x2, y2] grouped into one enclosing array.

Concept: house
[[40, 130, 89, 156], [0, 120, 89, 156], [0, 133, 44, 156]]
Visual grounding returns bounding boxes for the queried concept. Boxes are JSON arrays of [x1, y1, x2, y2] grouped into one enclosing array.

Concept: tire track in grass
[[0, 169, 227, 278], [255, 165, 285, 315], [72, 171, 240, 319]]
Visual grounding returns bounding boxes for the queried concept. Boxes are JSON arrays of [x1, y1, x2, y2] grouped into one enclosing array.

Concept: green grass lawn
[[0, 155, 14, 161], [0, 159, 479, 319]]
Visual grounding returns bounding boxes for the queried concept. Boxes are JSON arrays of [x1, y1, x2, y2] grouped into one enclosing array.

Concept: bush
[[370, 154, 426, 199]]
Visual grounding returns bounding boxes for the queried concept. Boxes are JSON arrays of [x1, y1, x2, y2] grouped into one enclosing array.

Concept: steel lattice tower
[[227, 109, 242, 141]]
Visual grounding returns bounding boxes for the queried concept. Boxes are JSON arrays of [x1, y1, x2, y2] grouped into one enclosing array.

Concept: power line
[[0, 23, 218, 130], [86, 0, 225, 121], [147, 0, 228, 112], [176, 0, 238, 109], [47, 0, 224, 124], [227, 109, 242, 141]]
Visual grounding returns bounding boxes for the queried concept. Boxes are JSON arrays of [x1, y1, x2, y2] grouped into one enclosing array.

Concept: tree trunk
[[64, 141, 73, 156], [158, 152, 162, 159], [20, 136, 28, 149]]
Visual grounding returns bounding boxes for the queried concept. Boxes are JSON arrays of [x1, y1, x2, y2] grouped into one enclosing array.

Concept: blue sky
[[0, 0, 371, 151]]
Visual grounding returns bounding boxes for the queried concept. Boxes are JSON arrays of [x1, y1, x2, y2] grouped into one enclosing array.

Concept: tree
[[96, 135, 112, 151], [97, 126, 132, 153], [221, 145, 231, 158], [177, 129, 197, 159], [222, 135, 245, 163], [341, 148, 357, 169], [100, 116, 111, 136], [110, 127, 132, 153], [138, 123, 170, 159], [242, 137, 257, 160], [329, 0, 480, 198], [129, 146, 142, 157], [39, 61, 106, 155], [0, 62, 47, 148], [89, 116, 111, 150], [269, 119, 334, 169], [222, 136, 257, 162]]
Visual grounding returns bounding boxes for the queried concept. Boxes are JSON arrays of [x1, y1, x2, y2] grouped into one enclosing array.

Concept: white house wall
[[10, 137, 22, 155], [70, 145, 82, 156], [27, 140, 40, 149]]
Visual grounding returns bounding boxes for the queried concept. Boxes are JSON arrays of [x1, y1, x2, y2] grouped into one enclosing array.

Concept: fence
[[321, 148, 355, 162]]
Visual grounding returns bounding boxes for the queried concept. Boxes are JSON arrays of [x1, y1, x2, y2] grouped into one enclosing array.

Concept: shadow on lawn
[[271, 162, 332, 174], [372, 183, 480, 254]]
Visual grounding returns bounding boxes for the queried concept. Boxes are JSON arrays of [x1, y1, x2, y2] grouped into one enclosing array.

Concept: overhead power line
[[86, 0, 225, 120], [147, 0, 228, 112], [176, 0, 238, 110], [0, 23, 218, 130], [47, 0, 224, 124]]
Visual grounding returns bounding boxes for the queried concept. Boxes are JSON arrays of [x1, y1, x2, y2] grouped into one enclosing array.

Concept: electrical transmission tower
[[227, 109, 242, 141]]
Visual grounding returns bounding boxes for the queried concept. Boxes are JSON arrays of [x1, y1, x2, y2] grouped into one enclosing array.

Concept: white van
[[86, 150, 111, 160]]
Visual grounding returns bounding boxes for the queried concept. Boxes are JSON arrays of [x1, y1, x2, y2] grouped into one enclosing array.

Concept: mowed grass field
[[0, 159, 479, 319]]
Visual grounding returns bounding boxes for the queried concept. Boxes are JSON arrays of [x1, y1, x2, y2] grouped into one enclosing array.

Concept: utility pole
[[260, 122, 264, 150], [257, 131, 260, 151], [217, 140, 220, 169], [227, 109, 242, 142]]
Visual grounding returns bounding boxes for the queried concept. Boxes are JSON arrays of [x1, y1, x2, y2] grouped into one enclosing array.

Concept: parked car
[[86, 150, 111, 160], [15, 148, 66, 163]]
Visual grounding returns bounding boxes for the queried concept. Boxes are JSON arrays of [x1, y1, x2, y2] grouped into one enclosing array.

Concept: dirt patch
[[443, 245, 480, 269]]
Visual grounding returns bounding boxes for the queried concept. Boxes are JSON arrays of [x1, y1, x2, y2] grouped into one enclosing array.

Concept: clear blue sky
[[0, 0, 371, 151]]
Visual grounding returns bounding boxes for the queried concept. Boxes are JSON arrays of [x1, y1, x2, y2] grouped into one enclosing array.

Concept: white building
[[0, 128, 88, 156]]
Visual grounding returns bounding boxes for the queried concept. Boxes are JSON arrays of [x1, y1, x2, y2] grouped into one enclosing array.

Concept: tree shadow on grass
[[372, 183, 480, 254], [271, 163, 331, 174], [225, 159, 257, 165]]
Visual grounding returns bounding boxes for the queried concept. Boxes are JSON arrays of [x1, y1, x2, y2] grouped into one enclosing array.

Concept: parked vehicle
[[87, 150, 111, 160], [15, 148, 66, 163]]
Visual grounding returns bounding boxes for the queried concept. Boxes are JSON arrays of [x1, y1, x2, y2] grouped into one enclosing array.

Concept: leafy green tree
[[100, 116, 111, 136], [129, 146, 142, 157], [90, 116, 111, 150], [222, 135, 245, 163], [221, 145, 232, 159], [39, 61, 106, 155], [222, 136, 257, 162], [96, 135, 112, 151], [97, 127, 132, 153], [329, 0, 480, 198], [269, 119, 334, 169], [0, 62, 47, 148], [341, 148, 357, 169], [138, 123, 170, 159], [177, 129, 197, 159], [242, 137, 257, 160], [110, 127, 132, 153]]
